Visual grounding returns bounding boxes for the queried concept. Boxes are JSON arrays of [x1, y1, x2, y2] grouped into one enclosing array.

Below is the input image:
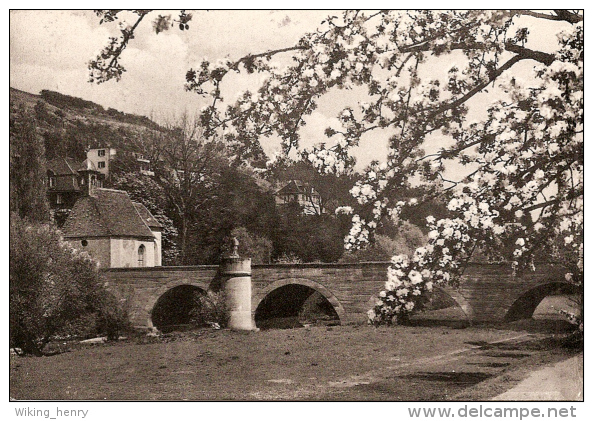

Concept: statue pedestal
[[220, 257, 253, 330]]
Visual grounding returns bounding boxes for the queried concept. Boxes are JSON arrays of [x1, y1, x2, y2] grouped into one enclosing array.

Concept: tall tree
[[10, 104, 50, 223], [149, 115, 229, 264]]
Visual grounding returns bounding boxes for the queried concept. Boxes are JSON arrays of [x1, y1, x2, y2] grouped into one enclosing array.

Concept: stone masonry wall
[[104, 265, 219, 328], [103, 261, 570, 328]]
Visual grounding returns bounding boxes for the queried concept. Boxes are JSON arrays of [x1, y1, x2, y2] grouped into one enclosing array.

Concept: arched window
[[138, 245, 145, 267]]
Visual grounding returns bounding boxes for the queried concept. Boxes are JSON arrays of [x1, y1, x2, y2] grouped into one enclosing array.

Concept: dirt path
[[309, 333, 579, 401], [492, 353, 583, 401], [319, 333, 534, 388]]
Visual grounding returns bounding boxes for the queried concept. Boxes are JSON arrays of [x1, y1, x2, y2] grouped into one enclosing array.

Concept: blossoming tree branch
[[89, 10, 583, 326]]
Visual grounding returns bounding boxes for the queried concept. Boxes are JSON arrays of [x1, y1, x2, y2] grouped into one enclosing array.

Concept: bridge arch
[[435, 285, 474, 321], [145, 279, 212, 328], [253, 278, 346, 327], [504, 281, 580, 322]]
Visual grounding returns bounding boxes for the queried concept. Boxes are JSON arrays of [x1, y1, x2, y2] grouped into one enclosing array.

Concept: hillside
[[10, 87, 40, 107], [10, 87, 165, 161], [10, 87, 162, 131]]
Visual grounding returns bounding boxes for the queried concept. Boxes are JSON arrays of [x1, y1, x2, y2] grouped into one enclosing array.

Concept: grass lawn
[[10, 319, 580, 401]]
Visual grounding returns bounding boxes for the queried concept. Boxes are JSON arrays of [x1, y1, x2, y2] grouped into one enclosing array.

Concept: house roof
[[275, 180, 319, 196], [79, 159, 98, 171], [47, 157, 104, 192], [61, 188, 155, 239], [47, 157, 83, 176], [133, 202, 163, 229]]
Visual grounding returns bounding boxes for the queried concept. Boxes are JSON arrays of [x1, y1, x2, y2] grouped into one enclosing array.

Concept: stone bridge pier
[[219, 257, 254, 330]]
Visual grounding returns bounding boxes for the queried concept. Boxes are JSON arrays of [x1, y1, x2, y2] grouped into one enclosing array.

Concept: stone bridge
[[103, 259, 576, 330]]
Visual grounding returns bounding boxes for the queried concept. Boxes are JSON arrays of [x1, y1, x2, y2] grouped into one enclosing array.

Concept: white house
[[86, 147, 116, 178]]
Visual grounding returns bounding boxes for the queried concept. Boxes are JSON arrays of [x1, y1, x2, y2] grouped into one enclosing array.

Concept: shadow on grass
[[407, 318, 470, 329], [256, 316, 340, 330], [481, 351, 532, 358], [478, 318, 577, 334], [327, 371, 494, 401], [467, 362, 511, 368], [465, 332, 582, 353], [398, 371, 493, 385]]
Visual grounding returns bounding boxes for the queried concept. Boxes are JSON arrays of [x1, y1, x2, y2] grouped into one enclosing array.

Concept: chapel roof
[[61, 188, 156, 239], [133, 202, 163, 230]]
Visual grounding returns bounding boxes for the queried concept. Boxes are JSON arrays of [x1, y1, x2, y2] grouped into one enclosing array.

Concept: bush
[[50, 293, 130, 341], [9, 215, 128, 354], [189, 291, 230, 328], [53, 313, 99, 340], [40, 90, 104, 112], [340, 221, 426, 263], [95, 292, 132, 340], [273, 252, 303, 264]]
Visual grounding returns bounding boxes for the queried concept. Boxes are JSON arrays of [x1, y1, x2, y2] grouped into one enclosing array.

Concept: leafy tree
[[9, 104, 50, 223], [271, 202, 347, 263], [222, 227, 273, 264], [10, 215, 125, 355], [148, 115, 230, 264], [181, 164, 278, 264], [40, 129, 66, 161], [90, 10, 583, 323], [34, 101, 60, 128], [216, 165, 278, 238]]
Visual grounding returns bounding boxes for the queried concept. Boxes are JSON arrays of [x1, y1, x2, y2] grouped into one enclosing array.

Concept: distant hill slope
[[10, 87, 41, 107], [10, 87, 162, 132], [10, 87, 165, 161], [10, 87, 268, 168]]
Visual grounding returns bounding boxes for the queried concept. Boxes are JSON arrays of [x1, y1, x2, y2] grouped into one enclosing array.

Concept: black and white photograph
[[8, 7, 584, 414]]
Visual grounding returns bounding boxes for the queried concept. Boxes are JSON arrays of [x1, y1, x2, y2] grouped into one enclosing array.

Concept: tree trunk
[[180, 216, 189, 265]]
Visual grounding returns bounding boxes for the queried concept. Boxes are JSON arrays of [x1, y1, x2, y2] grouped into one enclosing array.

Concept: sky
[[10, 10, 356, 162], [9, 9, 572, 172], [10, 10, 330, 117]]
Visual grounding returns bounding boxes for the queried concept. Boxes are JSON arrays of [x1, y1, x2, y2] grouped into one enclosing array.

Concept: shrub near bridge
[[190, 290, 230, 329], [9, 215, 129, 355]]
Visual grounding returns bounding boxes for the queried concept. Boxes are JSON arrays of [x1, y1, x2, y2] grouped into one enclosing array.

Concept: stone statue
[[230, 236, 240, 258]]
